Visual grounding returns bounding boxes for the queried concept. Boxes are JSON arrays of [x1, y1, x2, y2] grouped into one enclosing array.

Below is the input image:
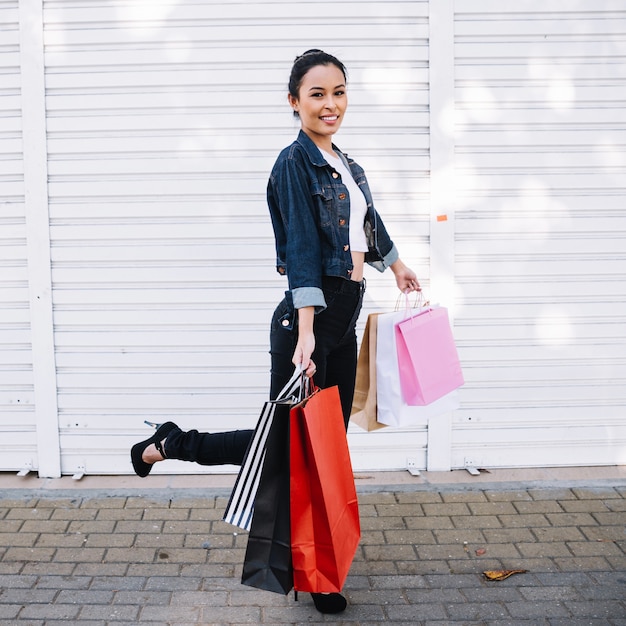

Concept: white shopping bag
[[376, 309, 459, 427]]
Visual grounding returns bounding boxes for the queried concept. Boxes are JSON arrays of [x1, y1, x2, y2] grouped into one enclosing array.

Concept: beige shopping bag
[[350, 313, 387, 431]]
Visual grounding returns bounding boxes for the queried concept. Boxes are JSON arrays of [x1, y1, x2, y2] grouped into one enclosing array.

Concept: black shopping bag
[[241, 400, 293, 594], [223, 367, 302, 531]]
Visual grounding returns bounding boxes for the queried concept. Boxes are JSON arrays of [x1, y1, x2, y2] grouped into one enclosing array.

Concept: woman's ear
[[287, 93, 299, 114]]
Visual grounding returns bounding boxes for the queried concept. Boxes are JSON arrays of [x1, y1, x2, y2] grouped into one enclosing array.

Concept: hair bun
[[295, 49, 324, 63]]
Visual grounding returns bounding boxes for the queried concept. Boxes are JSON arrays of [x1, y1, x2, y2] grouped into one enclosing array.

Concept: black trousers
[[164, 276, 364, 465]]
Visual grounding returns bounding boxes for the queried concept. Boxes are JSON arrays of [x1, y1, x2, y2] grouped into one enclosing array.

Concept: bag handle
[[274, 364, 305, 403], [395, 290, 430, 317], [274, 364, 317, 405]]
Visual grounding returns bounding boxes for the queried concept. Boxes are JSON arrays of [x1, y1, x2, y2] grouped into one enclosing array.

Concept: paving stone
[[21, 519, 70, 534], [80, 497, 127, 509], [0, 574, 37, 589], [532, 526, 587, 542], [391, 491, 443, 504], [559, 499, 612, 513], [432, 528, 486, 544], [90, 575, 146, 591], [113, 590, 171, 605], [51, 507, 98, 521], [375, 503, 426, 517], [591, 512, 626, 525], [1, 533, 38, 547], [440, 491, 488, 503], [396, 558, 452, 575], [0, 588, 57, 604], [571, 488, 620, 500], [18, 604, 82, 620], [468, 501, 518, 515], [516, 542, 572, 558], [507, 599, 571, 618], [482, 527, 536, 543], [79, 604, 140, 621], [54, 547, 106, 562], [73, 563, 127, 576], [67, 520, 115, 533], [451, 513, 502, 528], [422, 502, 472, 517], [363, 543, 418, 561], [546, 512, 599, 527], [383, 529, 437, 545], [498, 513, 550, 528], [484, 489, 534, 502], [0, 605, 23, 619], [2, 547, 55, 562], [405, 515, 455, 530], [56, 589, 115, 604], [528, 488, 576, 501], [513, 500, 565, 514]]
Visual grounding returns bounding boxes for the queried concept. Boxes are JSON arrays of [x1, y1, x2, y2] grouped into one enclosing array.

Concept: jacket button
[[344, 244, 349, 251], [338, 193, 346, 200], [338, 218, 346, 226], [281, 319, 290, 327], [332, 172, 339, 179]]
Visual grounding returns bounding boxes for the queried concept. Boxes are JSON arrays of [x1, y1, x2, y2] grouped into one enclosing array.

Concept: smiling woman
[[131, 48, 421, 615]]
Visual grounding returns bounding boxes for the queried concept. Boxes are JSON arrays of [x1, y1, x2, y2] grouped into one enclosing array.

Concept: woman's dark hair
[[288, 49, 347, 116]]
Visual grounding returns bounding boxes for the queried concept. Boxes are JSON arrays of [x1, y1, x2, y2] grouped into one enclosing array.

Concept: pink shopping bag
[[395, 307, 464, 405]]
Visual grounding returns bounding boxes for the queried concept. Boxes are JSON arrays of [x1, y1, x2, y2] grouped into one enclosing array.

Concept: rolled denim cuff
[[291, 286, 327, 313], [382, 243, 400, 268], [368, 243, 400, 273]]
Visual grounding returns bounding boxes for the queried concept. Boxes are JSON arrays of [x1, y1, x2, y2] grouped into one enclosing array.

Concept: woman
[[131, 49, 420, 614]]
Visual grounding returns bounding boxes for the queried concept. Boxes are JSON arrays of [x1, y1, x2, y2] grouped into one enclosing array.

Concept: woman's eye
[[335, 90, 345, 96]]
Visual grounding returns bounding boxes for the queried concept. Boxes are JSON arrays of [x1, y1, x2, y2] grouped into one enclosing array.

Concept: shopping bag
[[377, 310, 460, 427], [290, 385, 361, 593], [241, 401, 293, 594], [223, 367, 303, 531], [396, 307, 464, 405], [350, 313, 387, 431]]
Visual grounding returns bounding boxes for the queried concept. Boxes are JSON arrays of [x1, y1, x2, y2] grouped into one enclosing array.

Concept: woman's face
[[288, 63, 347, 149]]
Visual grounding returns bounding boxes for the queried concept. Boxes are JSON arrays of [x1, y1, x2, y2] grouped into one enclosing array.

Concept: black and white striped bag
[[223, 367, 304, 531]]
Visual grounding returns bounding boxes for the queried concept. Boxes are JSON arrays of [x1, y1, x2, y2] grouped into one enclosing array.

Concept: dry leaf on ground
[[483, 569, 527, 581]]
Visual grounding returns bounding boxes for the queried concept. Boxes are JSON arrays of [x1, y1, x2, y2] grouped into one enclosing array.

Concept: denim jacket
[[267, 130, 399, 312]]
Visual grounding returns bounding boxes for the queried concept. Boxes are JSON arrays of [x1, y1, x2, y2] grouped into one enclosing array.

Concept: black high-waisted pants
[[163, 276, 365, 465]]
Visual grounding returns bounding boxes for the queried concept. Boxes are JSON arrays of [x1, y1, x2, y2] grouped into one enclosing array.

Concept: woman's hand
[[293, 306, 317, 378], [391, 259, 421, 293]]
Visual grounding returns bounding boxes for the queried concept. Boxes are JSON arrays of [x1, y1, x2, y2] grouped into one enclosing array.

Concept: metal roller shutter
[[452, 1, 626, 468], [41, 0, 430, 475], [0, 0, 38, 473]]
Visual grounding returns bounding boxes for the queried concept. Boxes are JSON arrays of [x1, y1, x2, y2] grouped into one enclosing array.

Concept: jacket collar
[[295, 129, 343, 168]]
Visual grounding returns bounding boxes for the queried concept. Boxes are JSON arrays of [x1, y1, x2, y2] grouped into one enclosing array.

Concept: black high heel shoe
[[311, 592, 347, 614], [130, 422, 179, 477]]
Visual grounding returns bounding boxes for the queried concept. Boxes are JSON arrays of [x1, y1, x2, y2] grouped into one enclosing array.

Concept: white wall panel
[[0, 0, 38, 472], [452, 1, 626, 468], [40, 0, 430, 474]]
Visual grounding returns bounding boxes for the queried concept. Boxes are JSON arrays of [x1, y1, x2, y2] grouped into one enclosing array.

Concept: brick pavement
[[0, 477, 625, 625]]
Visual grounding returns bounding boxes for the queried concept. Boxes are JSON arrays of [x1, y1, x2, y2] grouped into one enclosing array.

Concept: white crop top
[[319, 148, 369, 252]]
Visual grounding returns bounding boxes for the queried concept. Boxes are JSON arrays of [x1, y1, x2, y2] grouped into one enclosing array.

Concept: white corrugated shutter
[[41, 0, 430, 474], [452, 1, 626, 468], [0, 0, 37, 473], [9, 0, 625, 477]]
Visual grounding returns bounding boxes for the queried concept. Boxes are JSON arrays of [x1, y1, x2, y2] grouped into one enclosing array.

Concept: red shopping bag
[[290, 385, 360, 593], [395, 307, 464, 405]]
